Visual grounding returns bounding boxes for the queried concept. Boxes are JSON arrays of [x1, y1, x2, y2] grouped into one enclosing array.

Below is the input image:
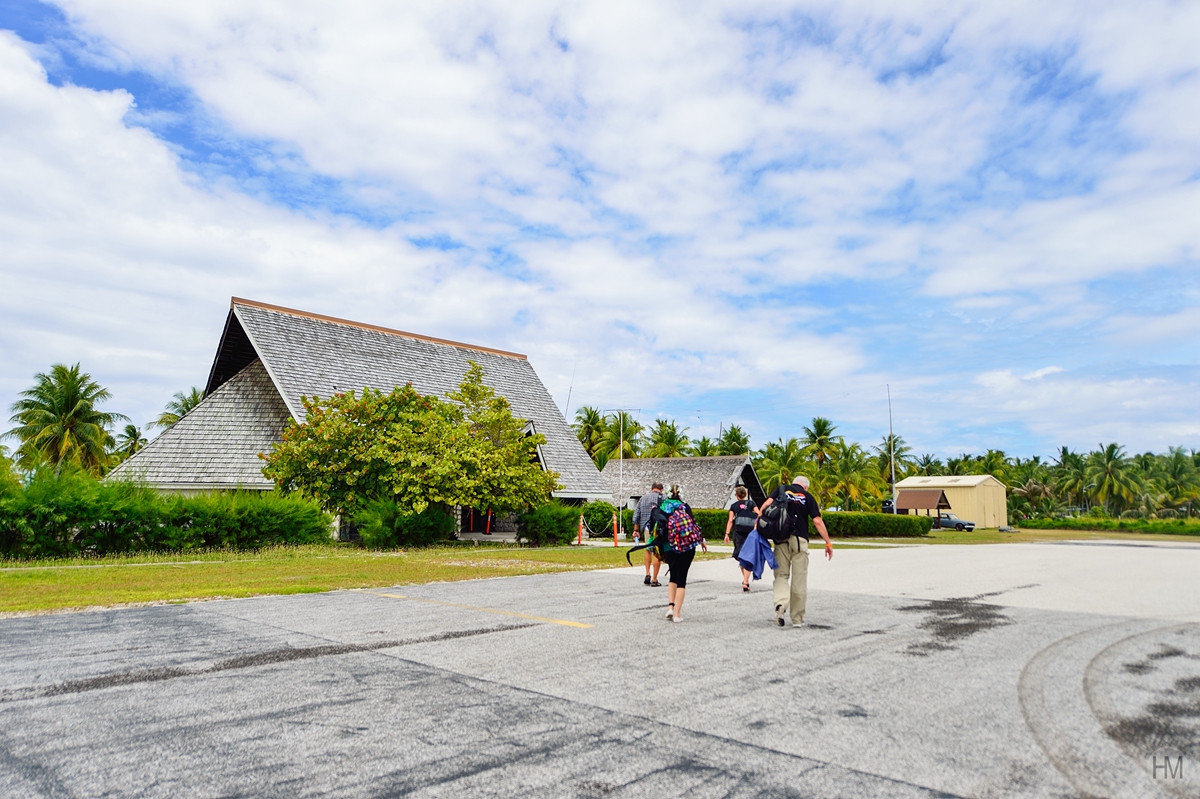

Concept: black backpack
[[731, 501, 757, 534], [758, 487, 808, 543]]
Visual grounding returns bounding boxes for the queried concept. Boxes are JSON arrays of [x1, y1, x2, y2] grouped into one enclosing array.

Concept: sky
[[1, 0, 1198, 460]]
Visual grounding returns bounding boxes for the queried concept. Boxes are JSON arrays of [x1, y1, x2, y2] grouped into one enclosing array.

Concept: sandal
[[742, 582, 750, 592], [650, 580, 661, 587]]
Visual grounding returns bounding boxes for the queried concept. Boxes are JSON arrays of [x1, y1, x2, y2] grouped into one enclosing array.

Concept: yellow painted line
[[370, 592, 593, 629]]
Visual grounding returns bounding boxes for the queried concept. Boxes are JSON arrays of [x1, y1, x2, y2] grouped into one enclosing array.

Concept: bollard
[[578, 514, 584, 546], [612, 510, 618, 547]]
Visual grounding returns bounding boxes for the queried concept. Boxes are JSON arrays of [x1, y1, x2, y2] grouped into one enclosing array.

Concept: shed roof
[[600, 456, 764, 509], [114, 298, 608, 498], [895, 475, 1006, 489], [895, 489, 951, 511]]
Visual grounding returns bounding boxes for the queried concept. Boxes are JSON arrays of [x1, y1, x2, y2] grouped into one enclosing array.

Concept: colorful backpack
[[664, 500, 704, 551]]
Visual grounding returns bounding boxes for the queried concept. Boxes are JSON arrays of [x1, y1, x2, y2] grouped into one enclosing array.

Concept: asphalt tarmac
[[2, 541, 1198, 798]]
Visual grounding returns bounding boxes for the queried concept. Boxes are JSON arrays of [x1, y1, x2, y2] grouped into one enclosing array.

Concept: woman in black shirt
[[724, 486, 759, 592]]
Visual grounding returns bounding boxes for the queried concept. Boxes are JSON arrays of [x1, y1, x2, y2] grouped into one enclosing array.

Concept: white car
[[937, 513, 975, 531]]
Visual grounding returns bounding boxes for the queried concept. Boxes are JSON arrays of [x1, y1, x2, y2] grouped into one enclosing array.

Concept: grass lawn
[[0, 543, 662, 615], [838, 527, 1200, 545]]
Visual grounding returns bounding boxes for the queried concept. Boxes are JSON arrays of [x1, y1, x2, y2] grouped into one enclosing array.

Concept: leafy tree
[[113, 424, 148, 461], [801, 417, 840, 468], [689, 436, 718, 456], [1158, 446, 1199, 515], [0, 445, 20, 496], [717, 424, 751, 456], [263, 363, 559, 515], [6, 363, 127, 475], [645, 419, 690, 458], [150, 387, 205, 429]]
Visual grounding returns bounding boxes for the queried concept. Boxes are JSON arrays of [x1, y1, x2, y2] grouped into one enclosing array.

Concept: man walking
[[632, 481, 664, 586], [758, 475, 832, 627]]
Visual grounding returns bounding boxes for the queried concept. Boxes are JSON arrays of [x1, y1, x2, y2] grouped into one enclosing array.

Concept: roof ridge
[[230, 297, 527, 360]]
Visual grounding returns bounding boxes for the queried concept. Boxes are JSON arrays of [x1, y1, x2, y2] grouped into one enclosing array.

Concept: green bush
[[692, 508, 731, 540], [582, 501, 616, 536], [517, 502, 580, 546], [354, 499, 455, 549], [0, 469, 331, 559], [1018, 517, 1200, 535], [823, 512, 931, 537]]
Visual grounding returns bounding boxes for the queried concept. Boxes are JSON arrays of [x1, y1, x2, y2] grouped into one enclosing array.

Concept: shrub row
[[354, 500, 456, 549], [516, 502, 581, 546], [1018, 517, 1200, 535], [0, 471, 332, 559]]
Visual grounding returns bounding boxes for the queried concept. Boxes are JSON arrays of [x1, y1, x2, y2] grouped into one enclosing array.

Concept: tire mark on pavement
[[0, 623, 534, 703]]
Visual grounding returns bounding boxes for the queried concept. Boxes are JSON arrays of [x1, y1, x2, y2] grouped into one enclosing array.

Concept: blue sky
[[1, 0, 1198, 459]]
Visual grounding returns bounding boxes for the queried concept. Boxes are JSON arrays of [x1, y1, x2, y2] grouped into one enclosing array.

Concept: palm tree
[[6, 363, 128, 474], [595, 412, 643, 461], [689, 436, 717, 457], [914, 454, 943, 476], [827, 441, 886, 511], [644, 419, 690, 458], [113, 424, 148, 462], [717, 424, 751, 456], [754, 438, 809, 493], [872, 434, 913, 487], [978, 449, 1010, 483], [150, 387, 204, 429], [1052, 447, 1088, 511], [800, 417, 839, 468], [1158, 446, 1199, 516], [1085, 443, 1140, 515], [572, 406, 607, 460]]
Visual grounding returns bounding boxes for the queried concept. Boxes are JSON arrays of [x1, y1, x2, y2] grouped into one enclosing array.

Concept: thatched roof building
[[601, 455, 765, 509], [109, 298, 609, 501]]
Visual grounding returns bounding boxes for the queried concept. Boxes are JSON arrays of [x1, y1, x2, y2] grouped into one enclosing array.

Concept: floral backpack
[[662, 499, 703, 551]]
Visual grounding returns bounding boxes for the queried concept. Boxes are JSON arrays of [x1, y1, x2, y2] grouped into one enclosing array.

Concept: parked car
[[881, 499, 896, 514], [937, 513, 975, 531]]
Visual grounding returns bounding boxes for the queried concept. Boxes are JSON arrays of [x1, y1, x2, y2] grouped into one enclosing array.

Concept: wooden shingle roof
[[114, 298, 609, 498], [601, 455, 764, 509], [108, 359, 288, 490]]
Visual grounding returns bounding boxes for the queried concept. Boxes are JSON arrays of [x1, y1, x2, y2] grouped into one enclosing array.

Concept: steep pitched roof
[[136, 298, 605, 497], [108, 359, 289, 490], [600, 455, 764, 509]]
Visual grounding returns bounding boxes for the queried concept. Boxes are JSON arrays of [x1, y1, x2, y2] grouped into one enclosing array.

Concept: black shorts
[[664, 548, 696, 588]]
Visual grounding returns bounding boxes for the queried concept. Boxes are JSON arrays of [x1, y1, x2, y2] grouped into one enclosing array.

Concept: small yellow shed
[[894, 474, 1008, 528]]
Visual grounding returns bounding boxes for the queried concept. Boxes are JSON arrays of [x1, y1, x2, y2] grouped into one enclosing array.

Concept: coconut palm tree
[[6, 363, 128, 475], [644, 419, 690, 458], [914, 454, 943, 476], [596, 412, 643, 462], [800, 417, 839, 468], [755, 438, 809, 493], [872, 434, 914, 486], [572, 406, 607, 460], [717, 424, 751, 456], [150, 387, 204, 430], [113, 424, 148, 462], [1085, 443, 1141, 516], [827, 441, 885, 511], [689, 436, 717, 457]]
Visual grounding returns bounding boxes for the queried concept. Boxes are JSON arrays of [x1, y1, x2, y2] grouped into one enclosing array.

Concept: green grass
[[837, 527, 1200, 545], [0, 543, 642, 614]]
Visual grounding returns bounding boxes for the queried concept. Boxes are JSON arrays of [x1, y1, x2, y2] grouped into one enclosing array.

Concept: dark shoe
[[742, 581, 750, 592], [650, 580, 661, 587], [644, 575, 651, 585], [775, 604, 786, 627]]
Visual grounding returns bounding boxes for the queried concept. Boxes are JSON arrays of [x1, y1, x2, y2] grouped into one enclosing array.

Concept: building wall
[[940, 485, 1008, 528]]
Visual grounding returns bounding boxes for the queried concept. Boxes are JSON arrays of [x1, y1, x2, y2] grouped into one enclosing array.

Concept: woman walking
[[723, 486, 759, 592], [661, 488, 707, 623]]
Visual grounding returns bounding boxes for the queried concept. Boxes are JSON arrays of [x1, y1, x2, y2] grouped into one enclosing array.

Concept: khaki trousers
[[772, 536, 809, 624]]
